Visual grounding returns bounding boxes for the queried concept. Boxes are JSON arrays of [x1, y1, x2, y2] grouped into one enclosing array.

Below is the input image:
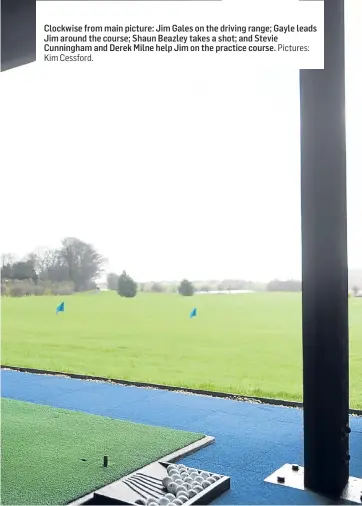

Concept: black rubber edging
[[2, 364, 361, 416]]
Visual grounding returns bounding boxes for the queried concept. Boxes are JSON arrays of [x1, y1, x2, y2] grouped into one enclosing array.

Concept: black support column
[[300, 0, 349, 497], [1, 0, 36, 72]]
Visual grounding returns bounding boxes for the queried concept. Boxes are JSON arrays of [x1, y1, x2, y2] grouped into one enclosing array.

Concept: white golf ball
[[158, 498, 169, 506], [174, 479, 183, 486], [176, 489, 189, 498], [171, 500, 183, 506], [168, 465, 177, 472], [175, 485, 187, 495], [147, 502, 158, 506], [177, 464, 187, 471], [200, 471, 210, 479], [213, 474, 221, 480], [194, 476, 203, 485], [180, 472, 189, 480], [176, 495, 188, 504], [201, 480, 210, 489], [207, 476, 216, 484], [165, 494, 176, 501], [167, 482, 178, 495], [147, 498, 156, 505], [162, 477, 172, 488], [194, 485, 203, 494], [184, 477, 193, 485], [188, 489, 197, 498], [190, 472, 198, 480]]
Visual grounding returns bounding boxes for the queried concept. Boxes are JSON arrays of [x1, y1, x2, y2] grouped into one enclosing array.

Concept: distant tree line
[[106, 275, 268, 294], [106, 273, 304, 297], [1, 237, 105, 297], [111, 271, 196, 298], [1, 237, 324, 299]]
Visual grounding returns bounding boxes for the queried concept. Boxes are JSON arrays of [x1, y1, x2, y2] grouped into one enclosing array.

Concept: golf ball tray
[[81, 461, 230, 505]]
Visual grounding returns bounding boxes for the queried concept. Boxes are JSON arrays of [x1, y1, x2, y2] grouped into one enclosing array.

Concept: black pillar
[[300, 0, 349, 497], [1, 0, 36, 72]]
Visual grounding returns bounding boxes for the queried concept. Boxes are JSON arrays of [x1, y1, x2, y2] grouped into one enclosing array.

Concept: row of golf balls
[[145, 464, 221, 506]]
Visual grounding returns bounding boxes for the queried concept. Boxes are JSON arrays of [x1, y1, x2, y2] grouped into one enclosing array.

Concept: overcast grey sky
[[0, 1, 360, 282]]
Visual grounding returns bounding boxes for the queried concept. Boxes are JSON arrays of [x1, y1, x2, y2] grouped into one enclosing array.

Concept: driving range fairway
[[1, 292, 362, 408]]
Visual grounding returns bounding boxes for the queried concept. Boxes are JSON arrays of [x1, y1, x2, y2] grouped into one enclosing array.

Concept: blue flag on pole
[[190, 307, 197, 319], [56, 302, 65, 315]]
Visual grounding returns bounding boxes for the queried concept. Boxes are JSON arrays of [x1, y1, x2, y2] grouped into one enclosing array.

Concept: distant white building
[[96, 282, 108, 291]]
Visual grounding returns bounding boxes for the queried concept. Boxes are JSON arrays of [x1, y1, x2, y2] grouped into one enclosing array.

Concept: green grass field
[[2, 292, 362, 408], [1, 398, 204, 505]]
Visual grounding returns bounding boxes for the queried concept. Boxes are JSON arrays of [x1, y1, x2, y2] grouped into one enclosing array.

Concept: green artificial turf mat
[[1, 398, 204, 505]]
